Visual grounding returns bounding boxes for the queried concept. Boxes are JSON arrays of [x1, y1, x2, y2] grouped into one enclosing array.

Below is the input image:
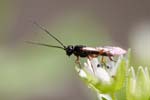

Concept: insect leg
[[108, 56, 113, 61], [100, 56, 107, 68], [108, 56, 116, 62], [101, 56, 104, 63], [75, 56, 80, 63], [75, 56, 82, 68]]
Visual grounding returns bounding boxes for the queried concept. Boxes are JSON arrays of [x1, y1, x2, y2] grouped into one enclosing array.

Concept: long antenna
[[26, 41, 65, 50], [33, 21, 66, 48]]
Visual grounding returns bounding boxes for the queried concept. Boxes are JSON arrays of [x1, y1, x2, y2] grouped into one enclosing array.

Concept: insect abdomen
[[79, 46, 99, 57]]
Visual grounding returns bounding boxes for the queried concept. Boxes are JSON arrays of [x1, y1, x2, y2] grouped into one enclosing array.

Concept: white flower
[[83, 58, 111, 83], [75, 55, 127, 94]]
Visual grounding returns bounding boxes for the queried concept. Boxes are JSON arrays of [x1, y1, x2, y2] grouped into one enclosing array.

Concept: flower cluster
[[75, 55, 128, 100], [75, 49, 150, 100]]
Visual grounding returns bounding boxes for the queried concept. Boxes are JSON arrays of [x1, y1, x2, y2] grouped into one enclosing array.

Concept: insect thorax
[[73, 45, 88, 57], [66, 45, 87, 57]]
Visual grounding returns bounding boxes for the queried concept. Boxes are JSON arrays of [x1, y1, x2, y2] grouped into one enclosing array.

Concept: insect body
[[27, 22, 126, 63], [66, 45, 126, 57]]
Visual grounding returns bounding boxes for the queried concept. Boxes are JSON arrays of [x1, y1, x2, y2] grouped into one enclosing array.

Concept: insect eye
[[68, 45, 73, 50], [66, 45, 74, 56], [70, 46, 74, 49]]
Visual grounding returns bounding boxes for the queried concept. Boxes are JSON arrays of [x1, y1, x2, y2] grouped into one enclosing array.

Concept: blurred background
[[0, 0, 150, 100]]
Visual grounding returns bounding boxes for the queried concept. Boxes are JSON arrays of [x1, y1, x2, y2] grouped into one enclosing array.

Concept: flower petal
[[95, 67, 111, 83], [79, 69, 87, 78]]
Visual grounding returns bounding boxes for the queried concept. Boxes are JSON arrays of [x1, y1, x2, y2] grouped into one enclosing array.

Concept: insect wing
[[96, 46, 126, 56], [82, 47, 99, 51]]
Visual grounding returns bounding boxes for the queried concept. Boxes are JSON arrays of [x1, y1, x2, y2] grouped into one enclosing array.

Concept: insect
[[27, 22, 126, 64]]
